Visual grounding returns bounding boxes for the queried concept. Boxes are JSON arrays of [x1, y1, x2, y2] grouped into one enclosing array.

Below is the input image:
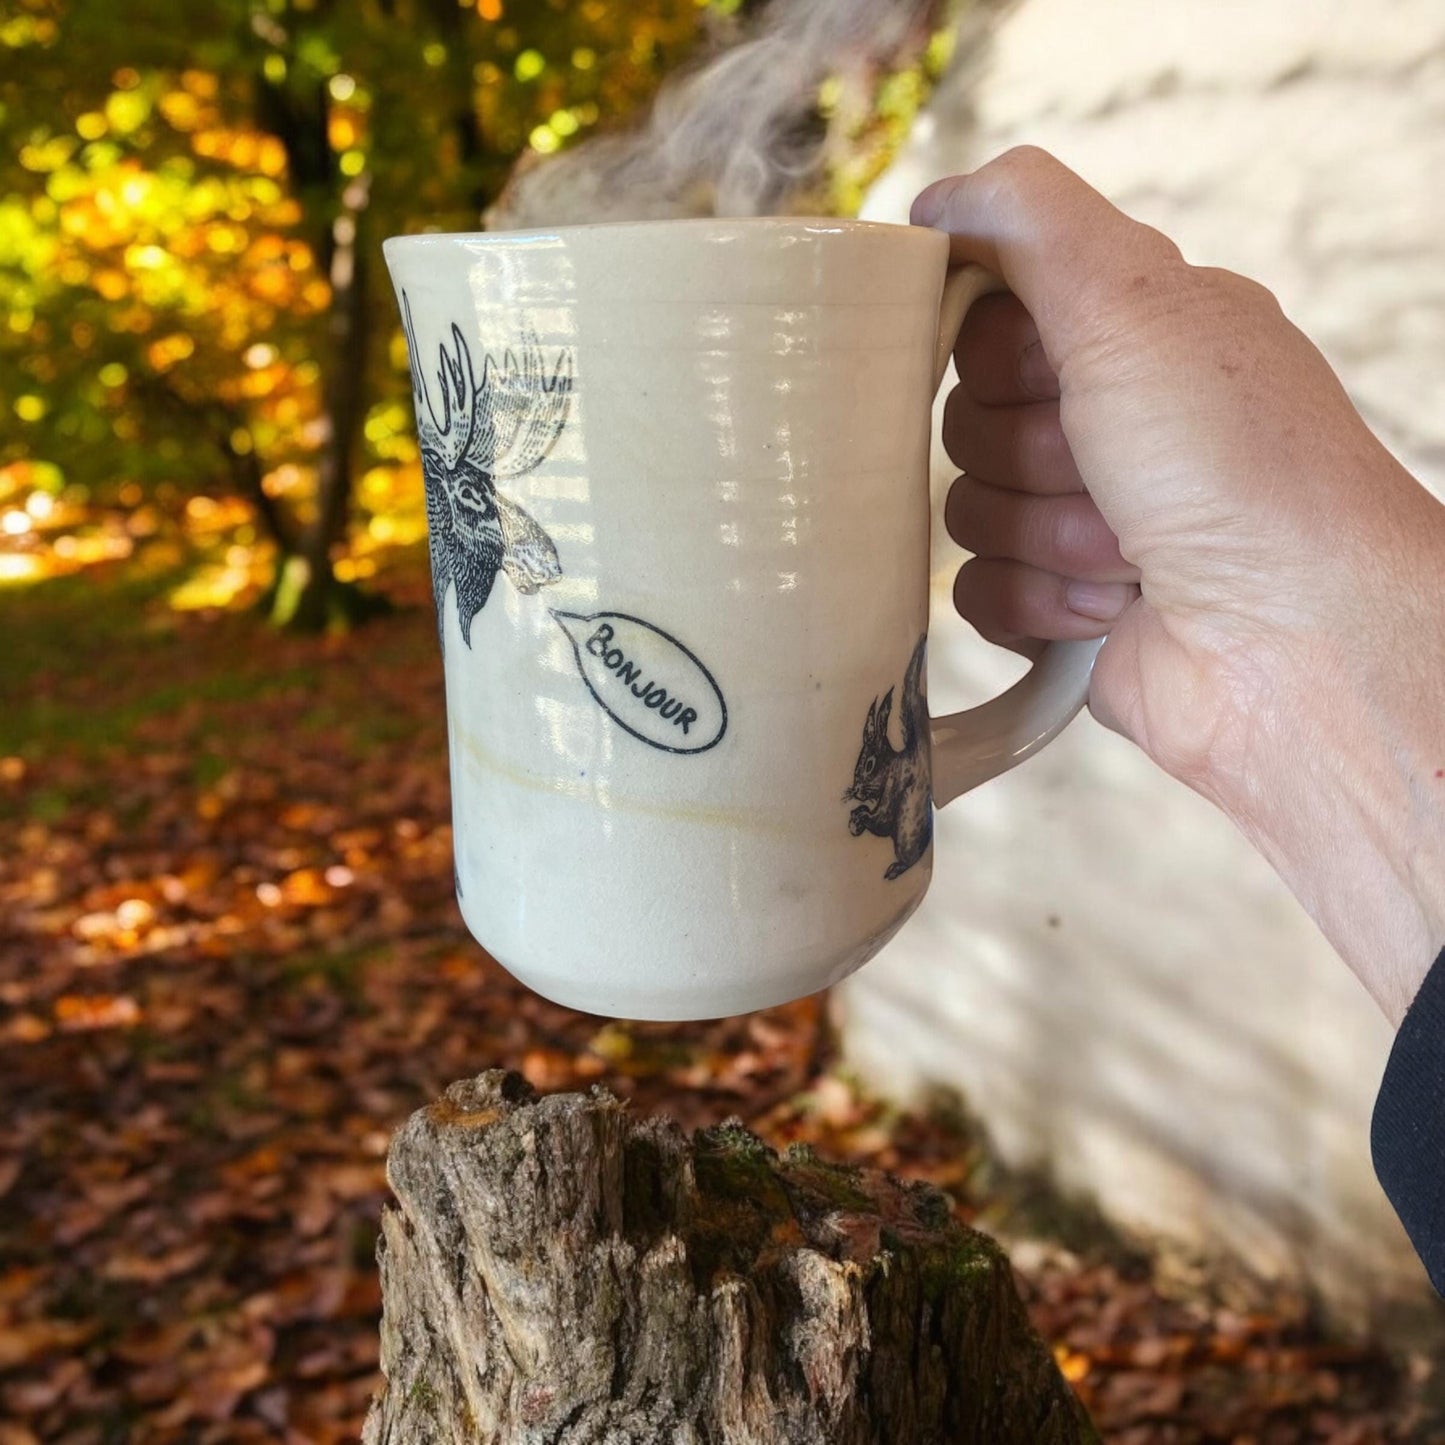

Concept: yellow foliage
[[248, 265, 295, 303], [248, 233, 286, 263], [0, 555, 49, 585], [20, 136, 77, 173], [118, 304, 153, 332], [328, 113, 358, 151], [146, 334, 195, 370], [256, 137, 288, 177], [104, 89, 152, 135], [181, 69, 219, 99], [228, 134, 259, 170], [159, 90, 202, 131], [59, 204, 91, 237], [333, 555, 377, 582], [237, 363, 284, 399], [120, 174, 150, 206], [168, 555, 266, 611], [3, 0, 734, 603], [93, 269, 129, 301], [124, 243, 168, 271]]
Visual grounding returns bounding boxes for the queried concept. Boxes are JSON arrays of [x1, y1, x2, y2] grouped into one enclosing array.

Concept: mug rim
[[383, 214, 941, 256]]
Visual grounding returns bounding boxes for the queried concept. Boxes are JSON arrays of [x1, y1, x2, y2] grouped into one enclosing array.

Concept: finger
[[946, 475, 1140, 583], [942, 392, 1083, 493], [954, 556, 1138, 646], [912, 147, 1184, 358], [953, 291, 1059, 405]]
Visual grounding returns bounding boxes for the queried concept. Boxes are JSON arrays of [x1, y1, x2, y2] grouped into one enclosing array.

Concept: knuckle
[[956, 559, 1065, 652], [941, 387, 974, 469], [1017, 413, 1072, 484], [951, 307, 991, 377], [994, 559, 1075, 641], [944, 475, 984, 550], [992, 143, 1055, 177], [996, 571, 1046, 634], [1016, 499, 1058, 563], [971, 145, 1057, 211], [1093, 248, 1188, 311], [960, 491, 999, 555], [1191, 265, 1282, 316], [952, 560, 991, 623], [1031, 497, 1096, 572], [943, 475, 967, 544], [912, 173, 965, 226], [1136, 223, 1185, 268]]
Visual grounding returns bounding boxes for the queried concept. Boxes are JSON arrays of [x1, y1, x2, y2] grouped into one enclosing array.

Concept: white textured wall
[[843, 0, 1445, 1325]]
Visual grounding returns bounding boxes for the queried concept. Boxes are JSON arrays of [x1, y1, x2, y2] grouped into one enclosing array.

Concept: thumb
[[911, 147, 1184, 363]]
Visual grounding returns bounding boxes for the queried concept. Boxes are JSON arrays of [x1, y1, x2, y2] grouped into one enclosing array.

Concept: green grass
[[0, 552, 422, 759], [0, 668, 316, 758], [0, 554, 183, 679]]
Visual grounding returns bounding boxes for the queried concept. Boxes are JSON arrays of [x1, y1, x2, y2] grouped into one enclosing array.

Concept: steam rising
[[488, 0, 945, 228]]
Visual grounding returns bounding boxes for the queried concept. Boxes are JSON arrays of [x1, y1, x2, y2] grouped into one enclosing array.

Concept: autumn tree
[[0, 0, 705, 627]]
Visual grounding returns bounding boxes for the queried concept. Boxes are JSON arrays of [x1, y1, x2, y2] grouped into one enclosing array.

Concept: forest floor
[[0, 550, 1436, 1444]]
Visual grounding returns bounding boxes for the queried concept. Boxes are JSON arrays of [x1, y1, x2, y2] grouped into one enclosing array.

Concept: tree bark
[[256, 60, 375, 632], [365, 1072, 1097, 1445], [277, 187, 370, 631]]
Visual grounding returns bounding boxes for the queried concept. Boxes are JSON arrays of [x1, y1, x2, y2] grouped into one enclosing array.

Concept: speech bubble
[[551, 609, 728, 755]]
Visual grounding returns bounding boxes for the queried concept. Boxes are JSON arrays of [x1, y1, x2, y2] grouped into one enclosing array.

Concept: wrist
[[1235, 697, 1443, 1023], [1212, 535, 1445, 1023]]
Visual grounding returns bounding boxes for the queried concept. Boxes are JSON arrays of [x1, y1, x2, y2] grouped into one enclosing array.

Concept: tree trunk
[[267, 191, 373, 631], [365, 1072, 1097, 1445], [256, 63, 376, 633]]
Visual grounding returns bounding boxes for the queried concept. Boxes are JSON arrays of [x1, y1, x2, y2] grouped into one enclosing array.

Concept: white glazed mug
[[383, 218, 1100, 1021]]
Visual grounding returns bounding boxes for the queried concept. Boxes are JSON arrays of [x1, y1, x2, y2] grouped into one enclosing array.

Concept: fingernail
[[1018, 340, 1058, 399], [1065, 580, 1128, 621]]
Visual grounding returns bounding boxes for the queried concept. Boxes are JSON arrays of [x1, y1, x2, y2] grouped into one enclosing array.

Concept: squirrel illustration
[[846, 636, 933, 880]]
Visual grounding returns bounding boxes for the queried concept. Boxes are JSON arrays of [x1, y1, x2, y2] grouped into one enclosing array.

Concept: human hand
[[914, 147, 1445, 1023]]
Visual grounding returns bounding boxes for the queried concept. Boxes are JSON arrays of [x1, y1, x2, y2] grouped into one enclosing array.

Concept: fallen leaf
[[102, 1240, 210, 1283], [0, 1320, 97, 1370]]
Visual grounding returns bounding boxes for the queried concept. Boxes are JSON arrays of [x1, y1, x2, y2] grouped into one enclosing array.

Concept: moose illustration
[[401, 292, 572, 649], [846, 636, 932, 880]]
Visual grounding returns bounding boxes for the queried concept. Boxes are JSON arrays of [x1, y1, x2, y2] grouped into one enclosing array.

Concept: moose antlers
[[401, 292, 572, 482]]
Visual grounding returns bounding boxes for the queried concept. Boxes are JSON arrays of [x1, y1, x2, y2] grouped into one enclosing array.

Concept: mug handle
[[927, 263, 1104, 807]]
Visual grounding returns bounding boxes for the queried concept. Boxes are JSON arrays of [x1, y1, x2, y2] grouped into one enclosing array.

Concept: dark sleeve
[[1371, 946, 1445, 1294]]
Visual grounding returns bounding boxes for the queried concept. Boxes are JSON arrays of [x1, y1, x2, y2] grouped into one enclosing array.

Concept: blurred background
[[2, 0, 1442, 1440]]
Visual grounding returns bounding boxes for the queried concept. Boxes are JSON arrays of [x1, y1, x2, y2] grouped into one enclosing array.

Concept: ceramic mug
[[383, 218, 1100, 1021]]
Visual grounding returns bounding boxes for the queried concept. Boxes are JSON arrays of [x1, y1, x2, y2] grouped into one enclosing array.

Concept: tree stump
[[365, 1072, 1096, 1444]]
